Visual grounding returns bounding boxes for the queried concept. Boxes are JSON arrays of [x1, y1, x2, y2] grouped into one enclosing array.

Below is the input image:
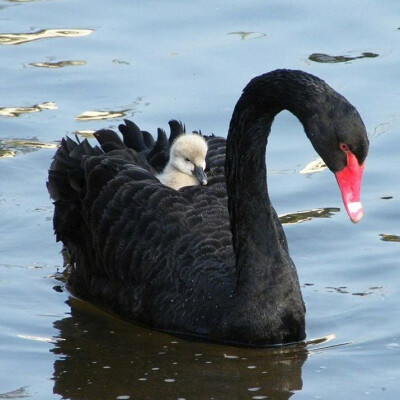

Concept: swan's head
[[170, 134, 208, 185], [303, 97, 369, 224]]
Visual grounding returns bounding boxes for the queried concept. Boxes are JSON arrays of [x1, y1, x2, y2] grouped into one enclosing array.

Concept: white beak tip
[[347, 201, 363, 223]]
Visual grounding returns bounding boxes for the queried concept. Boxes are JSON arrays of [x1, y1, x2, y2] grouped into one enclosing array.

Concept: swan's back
[[48, 114, 302, 345], [91, 175, 234, 329], [48, 132, 235, 333]]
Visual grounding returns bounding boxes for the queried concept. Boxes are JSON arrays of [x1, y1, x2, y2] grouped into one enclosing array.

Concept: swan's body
[[48, 69, 368, 346], [156, 134, 208, 190]]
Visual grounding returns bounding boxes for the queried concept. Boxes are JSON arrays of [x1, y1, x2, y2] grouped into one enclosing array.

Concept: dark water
[[1, 1, 399, 399]]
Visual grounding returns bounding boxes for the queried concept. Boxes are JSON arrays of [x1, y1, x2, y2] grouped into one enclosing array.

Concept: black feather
[[119, 119, 148, 152]]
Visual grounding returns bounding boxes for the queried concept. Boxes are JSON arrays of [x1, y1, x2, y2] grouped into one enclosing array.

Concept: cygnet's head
[[170, 134, 208, 185]]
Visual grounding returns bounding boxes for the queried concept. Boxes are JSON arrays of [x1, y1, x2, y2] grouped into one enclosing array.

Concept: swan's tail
[[116, 119, 188, 172], [47, 137, 102, 243], [117, 119, 186, 172], [47, 136, 111, 295], [48, 131, 158, 298], [146, 128, 169, 172], [48, 130, 158, 244], [93, 119, 173, 173], [119, 119, 154, 152]]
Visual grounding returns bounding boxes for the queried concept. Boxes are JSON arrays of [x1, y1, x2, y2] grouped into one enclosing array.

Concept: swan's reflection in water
[[51, 298, 307, 399]]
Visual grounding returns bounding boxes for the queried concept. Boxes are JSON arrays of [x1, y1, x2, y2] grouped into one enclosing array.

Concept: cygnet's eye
[[185, 157, 191, 163]]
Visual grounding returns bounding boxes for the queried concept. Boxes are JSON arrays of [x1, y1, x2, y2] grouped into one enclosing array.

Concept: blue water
[[1, 1, 399, 399]]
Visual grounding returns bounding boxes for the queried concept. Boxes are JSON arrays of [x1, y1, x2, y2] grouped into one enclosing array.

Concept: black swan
[[48, 69, 369, 346]]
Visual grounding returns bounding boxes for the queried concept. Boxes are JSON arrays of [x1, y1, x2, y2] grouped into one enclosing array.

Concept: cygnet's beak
[[193, 166, 208, 186]]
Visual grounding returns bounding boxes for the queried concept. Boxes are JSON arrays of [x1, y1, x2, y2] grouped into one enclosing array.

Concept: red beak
[[334, 151, 365, 223]]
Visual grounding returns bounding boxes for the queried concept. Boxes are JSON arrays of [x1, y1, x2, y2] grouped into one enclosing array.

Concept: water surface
[[1, 1, 399, 399]]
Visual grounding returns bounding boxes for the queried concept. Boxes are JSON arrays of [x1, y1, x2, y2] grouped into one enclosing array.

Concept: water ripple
[[0, 138, 57, 158], [75, 110, 129, 121], [228, 31, 267, 40], [309, 51, 379, 63], [29, 60, 86, 69], [279, 207, 340, 225], [0, 28, 93, 45], [380, 233, 400, 243], [0, 102, 57, 117], [0, 386, 30, 399]]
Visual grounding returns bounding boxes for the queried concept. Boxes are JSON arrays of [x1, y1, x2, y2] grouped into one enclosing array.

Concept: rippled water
[[1, 1, 399, 399]]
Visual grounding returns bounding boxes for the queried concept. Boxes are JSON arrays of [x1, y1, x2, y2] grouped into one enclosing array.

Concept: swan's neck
[[226, 109, 290, 294], [225, 71, 326, 295]]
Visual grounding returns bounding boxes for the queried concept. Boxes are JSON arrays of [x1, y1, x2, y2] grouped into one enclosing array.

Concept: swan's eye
[[185, 157, 191, 163], [339, 142, 349, 153]]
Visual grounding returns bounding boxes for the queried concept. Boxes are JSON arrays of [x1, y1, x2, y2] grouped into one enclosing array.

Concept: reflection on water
[[0, 138, 57, 158], [279, 208, 340, 225], [76, 98, 149, 121], [17, 334, 54, 343], [0, 386, 30, 399], [112, 59, 130, 65], [0, 148, 15, 158], [74, 130, 95, 138], [380, 234, 400, 243], [0, 28, 93, 45], [308, 52, 379, 63], [326, 286, 383, 297], [304, 282, 384, 298], [75, 110, 129, 121], [228, 31, 267, 40], [51, 297, 307, 400], [0, 102, 57, 117], [29, 60, 86, 69], [299, 157, 326, 174]]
